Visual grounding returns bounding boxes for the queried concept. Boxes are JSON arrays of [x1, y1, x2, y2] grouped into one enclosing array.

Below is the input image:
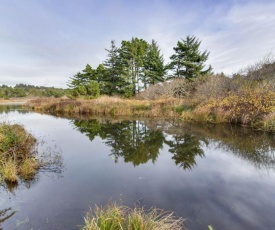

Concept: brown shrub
[[194, 74, 231, 102], [136, 78, 196, 100]]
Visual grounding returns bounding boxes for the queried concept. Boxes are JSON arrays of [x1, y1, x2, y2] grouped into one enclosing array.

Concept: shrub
[[195, 89, 275, 127], [194, 74, 231, 102], [241, 54, 275, 81], [136, 78, 196, 100]]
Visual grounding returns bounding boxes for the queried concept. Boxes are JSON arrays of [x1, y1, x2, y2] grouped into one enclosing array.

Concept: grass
[[26, 90, 275, 131], [190, 89, 275, 129], [0, 122, 39, 182], [82, 202, 186, 230], [26, 96, 184, 118]]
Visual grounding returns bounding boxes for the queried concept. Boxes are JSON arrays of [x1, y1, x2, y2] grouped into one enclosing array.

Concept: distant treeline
[[0, 84, 66, 98]]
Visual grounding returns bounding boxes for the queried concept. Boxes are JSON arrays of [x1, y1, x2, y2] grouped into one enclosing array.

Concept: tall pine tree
[[103, 40, 125, 95], [144, 39, 166, 88], [120, 38, 148, 95], [169, 35, 212, 80]]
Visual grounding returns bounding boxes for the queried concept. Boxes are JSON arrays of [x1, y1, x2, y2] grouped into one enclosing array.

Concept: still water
[[1, 105, 275, 230]]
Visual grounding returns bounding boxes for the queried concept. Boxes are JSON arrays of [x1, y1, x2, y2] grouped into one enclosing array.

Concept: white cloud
[[197, 1, 275, 74], [0, 0, 274, 87]]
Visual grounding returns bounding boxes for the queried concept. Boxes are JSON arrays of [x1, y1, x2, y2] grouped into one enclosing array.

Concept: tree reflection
[[72, 118, 275, 171], [0, 105, 29, 115], [156, 121, 275, 170], [72, 119, 205, 168], [165, 134, 205, 170], [73, 120, 165, 166], [0, 208, 16, 229]]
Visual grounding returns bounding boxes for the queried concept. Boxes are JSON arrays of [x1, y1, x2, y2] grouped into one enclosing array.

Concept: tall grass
[[0, 122, 39, 182], [82, 202, 186, 230], [26, 96, 184, 118]]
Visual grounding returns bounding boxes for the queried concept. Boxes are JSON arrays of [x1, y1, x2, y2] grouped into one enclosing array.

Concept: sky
[[1, 0, 275, 88]]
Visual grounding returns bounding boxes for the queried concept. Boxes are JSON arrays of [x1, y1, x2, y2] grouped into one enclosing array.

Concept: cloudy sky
[[1, 0, 275, 88]]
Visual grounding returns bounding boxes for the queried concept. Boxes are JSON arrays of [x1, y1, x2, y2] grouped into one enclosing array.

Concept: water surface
[[1, 105, 275, 230]]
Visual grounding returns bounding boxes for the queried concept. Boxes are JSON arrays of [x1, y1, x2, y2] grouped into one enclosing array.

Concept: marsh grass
[[0, 122, 39, 182], [82, 202, 186, 230], [26, 96, 184, 118]]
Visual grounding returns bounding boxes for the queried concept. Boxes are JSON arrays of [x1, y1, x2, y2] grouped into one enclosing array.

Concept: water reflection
[[0, 147, 64, 196], [0, 208, 16, 229], [2, 105, 275, 230], [72, 119, 275, 170], [72, 119, 206, 169], [0, 104, 30, 115], [165, 134, 205, 170], [73, 120, 165, 166], [159, 122, 275, 170], [0, 179, 39, 196]]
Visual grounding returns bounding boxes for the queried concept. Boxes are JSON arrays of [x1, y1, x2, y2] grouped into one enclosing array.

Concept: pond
[[1, 104, 275, 229]]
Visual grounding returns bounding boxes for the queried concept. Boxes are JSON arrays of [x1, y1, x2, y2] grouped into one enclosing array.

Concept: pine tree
[[169, 35, 212, 80], [144, 40, 166, 87], [120, 38, 148, 95], [67, 64, 100, 98], [67, 64, 95, 89], [103, 40, 123, 95]]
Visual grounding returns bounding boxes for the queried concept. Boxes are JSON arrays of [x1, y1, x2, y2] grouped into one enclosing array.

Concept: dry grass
[[26, 91, 275, 131], [178, 87, 275, 131], [0, 122, 39, 182], [82, 202, 186, 230], [26, 96, 185, 118]]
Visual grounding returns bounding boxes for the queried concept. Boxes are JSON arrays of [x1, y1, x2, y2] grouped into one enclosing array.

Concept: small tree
[[86, 81, 100, 98], [169, 35, 212, 80]]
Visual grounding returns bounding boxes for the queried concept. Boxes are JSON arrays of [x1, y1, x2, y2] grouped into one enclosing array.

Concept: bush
[[241, 54, 275, 81], [195, 89, 275, 126], [136, 79, 196, 100], [70, 81, 100, 99], [194, 74, 231, 102]]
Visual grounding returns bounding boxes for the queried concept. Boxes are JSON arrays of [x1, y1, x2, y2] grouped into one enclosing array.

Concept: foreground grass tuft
[[0, 122, 39, 182], [82, 202, 186, 230]]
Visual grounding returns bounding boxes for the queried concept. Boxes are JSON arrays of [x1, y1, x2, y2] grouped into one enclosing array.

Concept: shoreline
[[24, 96, 275, 132], [0, 97, 36, 105]]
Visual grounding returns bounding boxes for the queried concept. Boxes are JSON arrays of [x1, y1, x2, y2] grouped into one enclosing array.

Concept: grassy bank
[[26, 90, 275, 131], [26, 96, 186, 118], [182, 89, 275, 131], [25, 58, 275, 131], [82, 202, 185, 230], [0, 122, 39, 182]]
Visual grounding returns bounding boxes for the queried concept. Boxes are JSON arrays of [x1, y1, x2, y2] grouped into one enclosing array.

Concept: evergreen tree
[[120, 38, 149, 95], [67, 64, 100, 98], [144, 40, 166, 87], [67, 64, 95, 89], [67, 72, 86, 88], [169, 35, 212, 80], [103, 40, 124, 95]]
